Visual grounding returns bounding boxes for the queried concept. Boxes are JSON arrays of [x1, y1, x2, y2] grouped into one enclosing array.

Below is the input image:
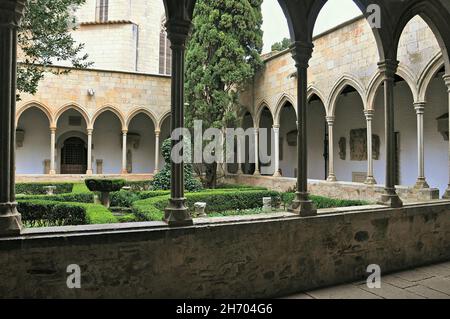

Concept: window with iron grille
[[96, 0, 109, 23]]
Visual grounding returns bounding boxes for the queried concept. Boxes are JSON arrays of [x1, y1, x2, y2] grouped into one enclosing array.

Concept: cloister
[[1, 0, 450, 298]]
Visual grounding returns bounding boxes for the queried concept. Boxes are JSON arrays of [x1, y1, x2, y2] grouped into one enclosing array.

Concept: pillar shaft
[[414, 102, 428, 189], [288, 42, 317, 217], [164, 18, 192, 226], [86, 129, 93, 175], [254, 127, 260, 175], [154, 130, 160, 174], [326, 116, 336, 182], [0, 0, 26, 236], [49, 128, 56, 174], [378, 60, 403, 208], [236, 135, 243, 174], [121, 130, 127, 174], [364, 110, 376, 185], [273, 125, 281, 177]]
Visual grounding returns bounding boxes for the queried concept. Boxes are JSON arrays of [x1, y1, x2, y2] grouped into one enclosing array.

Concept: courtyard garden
[[15, 180, 370, 228]]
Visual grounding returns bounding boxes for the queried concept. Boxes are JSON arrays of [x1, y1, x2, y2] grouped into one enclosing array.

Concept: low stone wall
[[225, 174, 440, 203], [1, 202, 449, 298], [16, 174, 154, 183]]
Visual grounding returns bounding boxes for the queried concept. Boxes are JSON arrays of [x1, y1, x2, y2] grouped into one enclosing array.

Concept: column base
[[86, 169, 93, 175], [273, 170, 282, 177], [364, 176, 377, 185], [254, 170, 261, 176], [164, 197, 193, 227], [288, 192, 317, 217], [49, 170, 56, 175], [378, 189, 403, 208], [414, 178, 429, 189], [0, 202, 22, 237], [327, 174, 337, 182], [153, 169, 159, 175], [442, 186, 450, 199], [121, 169, 128, 174]]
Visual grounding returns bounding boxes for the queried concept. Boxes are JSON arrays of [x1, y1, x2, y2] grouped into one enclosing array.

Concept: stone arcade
[[1, 0, 450, 298]]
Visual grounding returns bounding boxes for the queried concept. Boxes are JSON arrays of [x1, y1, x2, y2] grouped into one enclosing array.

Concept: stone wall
[[225, 174, 440, 203], [1, 202, 449, 298]]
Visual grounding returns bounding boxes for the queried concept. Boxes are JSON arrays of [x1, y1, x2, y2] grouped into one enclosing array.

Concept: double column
[[0, 0, 26, 236], [253, 127, 260, 175], [378, 60, 403, 208], [121, 130, 128, 174], [326, 116, 336, 182], [164, 17, 193, 226], [414, 102, 429, 189], [364, 110, 376, 185], [288, 42, 317, 217], [273, 125, 281, 177], [442, 75, 450, 198], [49, 127, 57, 174], [154, 129, 160, 174]]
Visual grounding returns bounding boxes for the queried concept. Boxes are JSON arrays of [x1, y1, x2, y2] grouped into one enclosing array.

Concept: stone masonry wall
[[0, 202, 449, 298]]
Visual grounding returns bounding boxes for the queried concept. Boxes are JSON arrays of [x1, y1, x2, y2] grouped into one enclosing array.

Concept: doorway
[[61, 137, 87, 174]]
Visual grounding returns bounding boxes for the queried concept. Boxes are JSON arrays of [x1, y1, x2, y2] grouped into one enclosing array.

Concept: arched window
[[159, 16, 172, 75], [96, 0, 109, 23]]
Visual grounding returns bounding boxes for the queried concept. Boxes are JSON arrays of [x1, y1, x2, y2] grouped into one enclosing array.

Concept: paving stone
[[359, 283, 425, 299], [307, 285, 381, 299], [393, 269, 435, 282], [418, 264, 450, 278], [417, 277, 450, 296], [382, 275, 417, 289], [405, 285, 450, 299], [282, 293, 314, 299]]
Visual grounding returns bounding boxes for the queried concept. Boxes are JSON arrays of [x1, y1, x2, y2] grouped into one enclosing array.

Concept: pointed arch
[[158, 110, 172, 131], [92, 105, 127, 131], [16, 101, 53, 127], [418, 52, 445, 102], [126, 107, 158, 131], [327, 74, 367, 116], [254, 100, 273, 128], [307, 86, 327, 113], [273, 93, 296, 126], [54, 103, 90, 129]]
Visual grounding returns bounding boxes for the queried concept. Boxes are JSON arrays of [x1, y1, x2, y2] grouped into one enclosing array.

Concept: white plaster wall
[[279, 105, 297, 178], [128, 113, 156, 173], [16, 108, 51, 174], [92, 112, 122, 174], [259, 111, 274, 175]]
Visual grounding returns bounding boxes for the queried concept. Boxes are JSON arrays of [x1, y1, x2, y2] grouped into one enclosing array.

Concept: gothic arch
[[16, 101, 53, 127], [126, 107, 158, 131], [158, 110, 172, 131], [418, 52, 445, 102], [307, 86, 327, 113], [273, 93, 296, 126], [328, 75, 367, 116], [92, 105, 127, 131], [254, 100, 273, 128], [54, 103, 90, 129]]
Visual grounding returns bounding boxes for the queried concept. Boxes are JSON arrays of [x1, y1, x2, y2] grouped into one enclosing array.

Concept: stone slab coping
[[2, 200, 448, 242]]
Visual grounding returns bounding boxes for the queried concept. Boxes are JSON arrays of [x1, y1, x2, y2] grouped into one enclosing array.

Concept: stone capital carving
[[326, 116, 335, 125], [154, 129, 161, 137], [414, 102, 426, 115], [166, 19, 192, 48], [364, 109, 375, 121], [290, 41, 314, 69], [87, 128, 93, 135], [443, 74, 450, 91], [0, 0, 26, 28], [378, 59, 399, 81]]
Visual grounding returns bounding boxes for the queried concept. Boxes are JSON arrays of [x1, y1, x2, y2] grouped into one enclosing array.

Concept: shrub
[[280, 193, 369, 209], [15, 182, 74, 195], [17, 192, 94, 204], [125, 180, 153, 191], [18, 200, 117, 227], [110, 191, 140, 208], [85, 179, 126, 208], [151, 138, 203, 192]]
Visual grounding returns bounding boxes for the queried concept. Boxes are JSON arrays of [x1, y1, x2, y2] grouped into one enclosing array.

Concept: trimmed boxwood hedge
[[280, 193, 369, 209], [132, 189, 280, 221], [15, 183, 74, 195], [18, 200, 117, 227], [85, 179, 126, 192], [17, 192, 94, 203]]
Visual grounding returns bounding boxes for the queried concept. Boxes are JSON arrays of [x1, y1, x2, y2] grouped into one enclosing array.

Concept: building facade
[[16, 2, 450, 197]]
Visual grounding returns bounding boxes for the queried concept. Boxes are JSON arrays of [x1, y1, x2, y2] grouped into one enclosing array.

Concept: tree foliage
[[271, 37, 292, 52], [184, 0, 264, 187], [18, 0, 92, 96]]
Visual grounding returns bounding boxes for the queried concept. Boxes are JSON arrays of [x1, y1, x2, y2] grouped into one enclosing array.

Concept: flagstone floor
[[284, 261, 450, 299]]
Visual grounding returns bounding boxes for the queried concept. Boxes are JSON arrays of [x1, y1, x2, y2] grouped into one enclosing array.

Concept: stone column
[[273, 125, 281, 177], [121, 130, 128, 174], [86, 129, 93, 175], [0, 0, 26, 236], [49, 127, 56, 175], [236, 135, 243, 174], [378, 60, 403, 208], [414, 102, 429, 189], [288, 42, 317, 217], [326, 116, 337, 182], [364, 110, 376, 185], [442, 75, 450, 198], [154, 129, 160, 174], [253, 127, 260, 175], [164, 17, 193, 226]]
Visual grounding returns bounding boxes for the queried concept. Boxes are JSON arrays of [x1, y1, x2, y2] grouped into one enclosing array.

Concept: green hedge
[[85, 179, 126, 192], [132, 189, 280, 222], [17, 192, 94, 204], [125, 180, 153, 191], [15, 183, 74, 195], [18, 200, 117, 227], [280, 193, 369, 209]]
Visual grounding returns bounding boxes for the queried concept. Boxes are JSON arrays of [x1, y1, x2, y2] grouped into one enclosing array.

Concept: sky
[[261, 0, 362, 53]]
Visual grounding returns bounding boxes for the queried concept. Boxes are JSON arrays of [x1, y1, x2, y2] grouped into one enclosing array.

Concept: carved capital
[[414, 102, 426, 115], [154, 129, 161, 137], [166, 19, 192, 48], [0, 0, 26, 28], [87, 128, 93, 135], [290, 41, 314, 69], [378, 60, 399, 81], [326, 116, 335, 125], [364, 109, 375, 121], [443, 74, 450, 91]]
